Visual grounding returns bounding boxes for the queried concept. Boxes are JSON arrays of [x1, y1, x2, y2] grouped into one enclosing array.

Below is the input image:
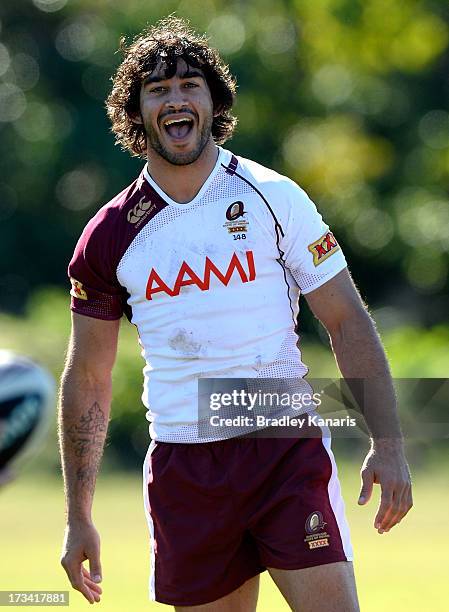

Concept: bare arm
[[59, 312, 120, 603], [305, 268, 412, 533], [306, 268, 401, 439]]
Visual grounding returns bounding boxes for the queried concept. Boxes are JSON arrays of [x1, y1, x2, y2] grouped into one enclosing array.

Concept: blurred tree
[[0, 0, 447, 318]]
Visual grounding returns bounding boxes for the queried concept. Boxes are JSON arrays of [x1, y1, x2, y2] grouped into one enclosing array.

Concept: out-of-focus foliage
[[0, 0, 448, 323]]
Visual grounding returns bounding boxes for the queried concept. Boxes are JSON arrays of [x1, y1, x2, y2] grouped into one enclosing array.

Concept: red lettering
[[323, 232, 337, 251], [246, 250, 256, 281], [314, 243, 327, 259], [203, 252, 249, 290], [314, 233, 337, 259], [172, 261, 206, 296], [145, 251, 256, 300], [146, 269, 175, 300]]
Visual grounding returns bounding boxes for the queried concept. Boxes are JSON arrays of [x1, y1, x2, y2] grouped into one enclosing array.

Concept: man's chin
[[165, 151, 204, 166], [154, 141, 208, 166]]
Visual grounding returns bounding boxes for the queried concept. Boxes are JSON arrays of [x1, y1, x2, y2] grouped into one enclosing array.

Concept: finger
[[407, 485, 413, 513], [358, 467, 374, 505], [380, 487, 406, 532], [82, 567, 103, 594], [87, 548, 102, 584], [384, 484, 414, 532], [90, 589, 101, 603], [83, 577, 103, 595], [66, 566, 95, 604], [75, 577, 100, 604], [62, 558, 99, 605], [374, 484, 394, 532]]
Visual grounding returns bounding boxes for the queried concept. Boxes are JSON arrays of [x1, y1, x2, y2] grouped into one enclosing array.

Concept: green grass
[[1, 462, 448, 611]]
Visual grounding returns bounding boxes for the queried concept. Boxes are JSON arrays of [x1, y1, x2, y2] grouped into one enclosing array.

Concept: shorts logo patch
[[305, 511, 327, 534], [304, 511, 330, 549], [308, 231, 340, 266], [70, 278, 88, 300], [127, 196, 155, 225]]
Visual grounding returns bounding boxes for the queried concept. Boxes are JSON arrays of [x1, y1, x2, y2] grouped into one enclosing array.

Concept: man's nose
[[165, 85, 188, 110]]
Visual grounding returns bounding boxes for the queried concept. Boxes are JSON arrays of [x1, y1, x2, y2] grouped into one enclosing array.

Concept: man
[[59, 17, 412, 611]]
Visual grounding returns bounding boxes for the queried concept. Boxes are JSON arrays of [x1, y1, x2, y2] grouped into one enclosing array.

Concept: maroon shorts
[[143, 432, 353, 606]]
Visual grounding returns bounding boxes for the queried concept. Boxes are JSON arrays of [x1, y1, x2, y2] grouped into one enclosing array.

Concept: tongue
[[166, 123, 191, 139]]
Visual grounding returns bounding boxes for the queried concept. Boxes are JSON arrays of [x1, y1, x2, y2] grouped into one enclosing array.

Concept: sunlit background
[[1, 1, 448, 610]]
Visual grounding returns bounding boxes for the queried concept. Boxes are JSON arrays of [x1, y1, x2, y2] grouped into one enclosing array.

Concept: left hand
[[358, 440, 413, 534]]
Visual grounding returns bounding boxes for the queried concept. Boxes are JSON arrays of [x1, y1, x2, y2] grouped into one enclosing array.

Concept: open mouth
[[163, 116, 195, 140]]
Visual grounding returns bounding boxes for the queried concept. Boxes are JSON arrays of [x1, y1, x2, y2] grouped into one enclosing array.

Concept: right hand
[[60, 520, 103, 604]]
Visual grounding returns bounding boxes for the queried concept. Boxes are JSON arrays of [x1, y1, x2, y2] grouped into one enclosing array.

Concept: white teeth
[[164, 117, 193, 126]]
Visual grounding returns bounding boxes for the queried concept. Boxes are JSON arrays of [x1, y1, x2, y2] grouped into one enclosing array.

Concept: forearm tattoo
[[67, 402, 106, 490], [67, 402, 106, 457]]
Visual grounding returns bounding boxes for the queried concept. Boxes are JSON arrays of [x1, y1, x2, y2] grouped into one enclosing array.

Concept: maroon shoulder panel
[[68, 170, 168, 321], [224, 155, 239, 175]]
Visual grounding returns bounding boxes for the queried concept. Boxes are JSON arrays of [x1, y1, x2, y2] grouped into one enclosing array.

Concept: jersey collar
[[142, 147, 232, 208]]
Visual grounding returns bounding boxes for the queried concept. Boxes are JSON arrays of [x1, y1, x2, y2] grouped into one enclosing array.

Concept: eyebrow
[[143, 69, 205, 85]]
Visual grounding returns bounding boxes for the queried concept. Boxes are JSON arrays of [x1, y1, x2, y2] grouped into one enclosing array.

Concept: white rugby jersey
[[69, 147, 347, 442]]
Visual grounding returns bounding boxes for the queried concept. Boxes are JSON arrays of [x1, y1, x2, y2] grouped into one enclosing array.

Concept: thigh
[[175, 575, 259, 612], [269, 561, 359, 612]]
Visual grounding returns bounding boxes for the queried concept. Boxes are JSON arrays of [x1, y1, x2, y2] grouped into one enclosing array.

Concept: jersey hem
[[300, 262, 348, 295], [70, 306, 123, 321]]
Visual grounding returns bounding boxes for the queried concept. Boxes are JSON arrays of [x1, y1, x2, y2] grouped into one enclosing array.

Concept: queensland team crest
[[226, 201, 245, 221], [304, 511, 330, 550], [224, 201, 249, 237]]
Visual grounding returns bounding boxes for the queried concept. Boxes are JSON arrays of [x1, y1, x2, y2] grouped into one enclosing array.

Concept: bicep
[[67, 312, 121, 379], [304, 268, 368, 334]]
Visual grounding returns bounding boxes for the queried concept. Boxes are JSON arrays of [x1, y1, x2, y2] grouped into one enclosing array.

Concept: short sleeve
[[68, 212, 126, 320], [280, 184, 347, 294]]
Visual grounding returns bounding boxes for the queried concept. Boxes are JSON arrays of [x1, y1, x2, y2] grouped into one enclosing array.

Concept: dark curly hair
[[106, 16, 238, 158]]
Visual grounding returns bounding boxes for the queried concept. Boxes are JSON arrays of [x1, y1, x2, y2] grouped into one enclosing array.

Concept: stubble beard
[[146, 113, 214, 166]]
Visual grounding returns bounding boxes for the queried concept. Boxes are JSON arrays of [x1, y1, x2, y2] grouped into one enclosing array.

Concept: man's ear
[[213, 104, 224, 118], [129, 111, 143, 125]]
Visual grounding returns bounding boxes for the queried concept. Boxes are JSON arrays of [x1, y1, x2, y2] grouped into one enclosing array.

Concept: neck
[[146, 139, 219, 204]]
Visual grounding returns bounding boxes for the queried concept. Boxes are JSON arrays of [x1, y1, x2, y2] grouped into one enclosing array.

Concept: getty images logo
[[127, 197, 155, 225]]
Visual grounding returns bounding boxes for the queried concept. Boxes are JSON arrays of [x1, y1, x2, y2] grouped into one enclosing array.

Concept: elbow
[[61, 361, 113, 393], [327, 306, 375, 347]]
